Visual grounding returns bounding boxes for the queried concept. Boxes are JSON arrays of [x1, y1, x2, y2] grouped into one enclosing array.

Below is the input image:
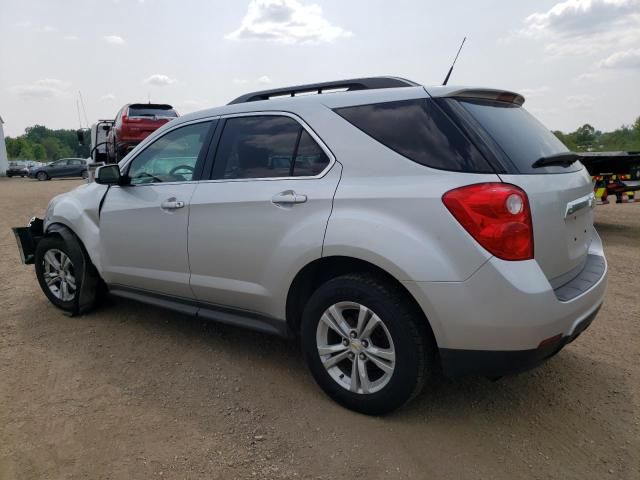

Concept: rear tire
[[301, 274, 434, 415], [35, 234, 100, 315], [36, 171, 48, 181], [81, 170, 89, 179]]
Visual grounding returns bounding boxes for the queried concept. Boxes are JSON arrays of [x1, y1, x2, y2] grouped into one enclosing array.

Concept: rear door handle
[[161, 199, 185, 210], [272, 190, 307, 205]]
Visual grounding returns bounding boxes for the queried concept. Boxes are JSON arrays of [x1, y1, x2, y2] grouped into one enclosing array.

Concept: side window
[[127, 121, 212, 185], [334, 99, 493, 173], [292, 130, 329, 176], [68, 159, 83, 165], [212, 115, 329, 179]]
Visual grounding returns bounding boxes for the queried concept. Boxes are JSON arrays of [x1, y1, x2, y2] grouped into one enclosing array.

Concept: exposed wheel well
[[286, 256, 436, 343]]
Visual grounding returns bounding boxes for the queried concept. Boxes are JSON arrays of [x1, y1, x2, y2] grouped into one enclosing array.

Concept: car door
[[99, 119, 217, 298], [188, 113, 341, 318], [66, 159, 84, 177], [49, 159, 64, 177]]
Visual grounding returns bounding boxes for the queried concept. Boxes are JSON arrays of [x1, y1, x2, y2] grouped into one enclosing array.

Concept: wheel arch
[[285, 255, 439, 347]]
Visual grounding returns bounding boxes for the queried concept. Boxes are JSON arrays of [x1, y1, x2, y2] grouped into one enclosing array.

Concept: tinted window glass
[[127, 121, 211, 184], [67, 159, 84, 165], [334, 99, 492, 172], [455, 99, 580, 174], [128, 106, 178, 118], [292, 130, 330, 176], [213, 116, 299, 179]]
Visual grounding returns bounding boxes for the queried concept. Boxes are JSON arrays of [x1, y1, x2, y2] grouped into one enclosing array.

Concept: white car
[[14, 77, 607, 414]]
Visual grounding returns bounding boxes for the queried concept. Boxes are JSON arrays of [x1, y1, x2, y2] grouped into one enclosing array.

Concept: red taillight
[[442, 183, 534, 261]]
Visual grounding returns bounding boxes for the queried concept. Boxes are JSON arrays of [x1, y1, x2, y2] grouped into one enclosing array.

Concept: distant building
[[0, 116, 8, 176]]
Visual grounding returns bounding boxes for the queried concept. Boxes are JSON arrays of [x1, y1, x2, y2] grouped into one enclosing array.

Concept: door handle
[[271, 191, 307, 205], [161, 199, 185, 210]]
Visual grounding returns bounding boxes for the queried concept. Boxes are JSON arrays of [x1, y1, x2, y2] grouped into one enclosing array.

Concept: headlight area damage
[[13, 217, 102, 317], [12, 217, 44, 265]]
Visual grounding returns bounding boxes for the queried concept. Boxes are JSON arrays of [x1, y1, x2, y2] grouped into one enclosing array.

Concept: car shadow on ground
[[38, 294, 630, 429]]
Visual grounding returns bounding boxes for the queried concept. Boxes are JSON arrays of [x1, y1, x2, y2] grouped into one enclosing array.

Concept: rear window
[[334, 99, 493, 173], [128, 105, 177, 118], [455, 99, 581, 174]]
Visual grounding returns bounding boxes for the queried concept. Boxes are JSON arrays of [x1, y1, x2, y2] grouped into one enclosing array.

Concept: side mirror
[[95, 164, 128, 185]]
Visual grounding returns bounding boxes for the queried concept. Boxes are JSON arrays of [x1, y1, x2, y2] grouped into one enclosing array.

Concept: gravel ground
[[0, 177, 638, 480]]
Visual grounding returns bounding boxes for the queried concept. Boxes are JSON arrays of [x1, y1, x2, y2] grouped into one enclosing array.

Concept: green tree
[[32, 143, 47, 160]]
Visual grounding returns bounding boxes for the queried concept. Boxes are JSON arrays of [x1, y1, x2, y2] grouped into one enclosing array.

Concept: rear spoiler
[[431, 88, 525, 106], [129, 103, 174, 110]]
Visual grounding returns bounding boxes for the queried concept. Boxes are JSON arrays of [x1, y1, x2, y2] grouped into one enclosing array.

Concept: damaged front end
[[12, 217, 44, 264]]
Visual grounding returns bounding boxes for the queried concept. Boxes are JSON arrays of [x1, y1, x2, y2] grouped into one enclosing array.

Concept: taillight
[[442, 183, 533, 261]]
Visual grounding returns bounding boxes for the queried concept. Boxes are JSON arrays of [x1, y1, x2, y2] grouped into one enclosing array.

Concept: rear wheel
[[36, 171, 48, 181], [81, 170, 89, 179], [301, 274, 434, 415]]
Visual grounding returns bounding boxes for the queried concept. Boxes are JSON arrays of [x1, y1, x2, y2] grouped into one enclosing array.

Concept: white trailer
[[0, 116, 8, 176]]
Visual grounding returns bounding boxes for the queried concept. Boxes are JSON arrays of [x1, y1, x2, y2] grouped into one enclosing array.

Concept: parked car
[[13, 77, 607, 414], [6, 161, 30, 177], [28, 158, 88, 181], [106, 103, 178, 162]]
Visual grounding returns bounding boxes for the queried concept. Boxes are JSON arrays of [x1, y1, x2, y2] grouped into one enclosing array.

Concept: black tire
[[35, 233, 101, 315], [81, 170, 89, 179], [36, 171, 48, 181], [301, 274, 434, 415]]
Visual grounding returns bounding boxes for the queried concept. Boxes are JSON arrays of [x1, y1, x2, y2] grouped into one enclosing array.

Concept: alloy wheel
[[42, 249, 77, 302], [316, 301, 396, 394]]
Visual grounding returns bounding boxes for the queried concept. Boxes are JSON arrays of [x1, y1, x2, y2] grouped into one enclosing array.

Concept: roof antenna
[[442, 36, 467, 86]]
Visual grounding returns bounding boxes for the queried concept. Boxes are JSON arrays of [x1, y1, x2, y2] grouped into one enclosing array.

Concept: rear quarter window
[[452, 99, 582, 174], [334, 99, 493, 173]]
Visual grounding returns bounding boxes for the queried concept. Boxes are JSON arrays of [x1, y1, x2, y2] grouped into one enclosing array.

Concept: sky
[[0, 0, 639, 137]]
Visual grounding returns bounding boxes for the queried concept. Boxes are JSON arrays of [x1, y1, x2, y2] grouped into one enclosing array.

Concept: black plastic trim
[[228, 76, 419, 105], [440, 304, 601, 378], [554, 254, 606, 302], [108, 285, 290, 337]]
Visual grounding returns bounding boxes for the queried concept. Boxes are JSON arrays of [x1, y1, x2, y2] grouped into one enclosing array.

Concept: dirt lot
[[0, 177, 638, 480]]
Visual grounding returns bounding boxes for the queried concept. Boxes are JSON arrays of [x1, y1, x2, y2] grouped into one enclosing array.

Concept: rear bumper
[[439, 303, 601, 378], [403, 231, 607, 377], [12, 217, 44, 264]]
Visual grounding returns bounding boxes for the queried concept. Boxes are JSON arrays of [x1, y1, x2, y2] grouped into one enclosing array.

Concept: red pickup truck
[[107, 103, 178, 162]]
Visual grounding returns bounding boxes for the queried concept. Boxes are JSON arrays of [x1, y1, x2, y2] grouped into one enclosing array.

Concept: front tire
[[301, 274, 434, 415], [36, 171, 48, 181], [35, 234, 100, 315]]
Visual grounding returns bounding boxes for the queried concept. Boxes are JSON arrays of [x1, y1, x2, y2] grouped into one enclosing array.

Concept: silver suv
[[14, 77, 607, 414]]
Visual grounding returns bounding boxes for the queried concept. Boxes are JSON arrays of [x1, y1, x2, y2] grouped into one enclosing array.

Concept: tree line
[[4, 117, 640, 163], [553, 117, 640, 152], [5, 125, 89, 161]]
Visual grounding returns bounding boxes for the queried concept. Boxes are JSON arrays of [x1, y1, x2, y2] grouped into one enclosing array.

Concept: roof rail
[[228, 76, 420, 105]]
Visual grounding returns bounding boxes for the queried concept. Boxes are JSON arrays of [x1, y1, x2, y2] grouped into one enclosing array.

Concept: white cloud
[[524, 0, 640, 37], [101, 93, 116, 101], [257, 75, 272, 84], [521, 0, 640, 56], [64, 35, 79, 41], [104, 35, 125, 45], [226, 0, 352, 44], [144, 74, 176, 86], [598, 48, 640, 68], [10, 79, 69, 99], [566, 94, 595, 109]]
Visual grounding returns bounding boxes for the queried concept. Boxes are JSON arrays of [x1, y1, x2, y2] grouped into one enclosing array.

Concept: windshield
[[456, 99, 581, 174]]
